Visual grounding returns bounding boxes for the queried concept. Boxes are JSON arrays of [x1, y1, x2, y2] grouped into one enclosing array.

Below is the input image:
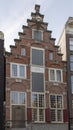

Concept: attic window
[[32, 29, 43, 41]]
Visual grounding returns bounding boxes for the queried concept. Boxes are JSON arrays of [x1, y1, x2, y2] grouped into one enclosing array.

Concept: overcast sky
[[0, 0, 73, 51]]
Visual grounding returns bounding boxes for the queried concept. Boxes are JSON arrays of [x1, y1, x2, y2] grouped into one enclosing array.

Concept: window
[[32, 30, 43, 41], [70, 55, 73, 71], [32, 93, 45, 122], [49, 52, 53, 60], [69, 38, 73, 50], [49, 68, 62, 82], [31, 48, 44, 66], [32, 72, 44, 92], [50, 95, 63, 122], [71, 76, 73, 93], [21, 48, 26, 56], [11, 92, 26, 127], [11, 63, 26, 79]]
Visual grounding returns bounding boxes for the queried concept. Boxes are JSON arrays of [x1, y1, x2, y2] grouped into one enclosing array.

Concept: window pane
[[34, 30, 42, 41], [39, 94, 44, 107], [32, 72, 44, 92], [49, 52, 53, 60], [32, 49, 43, 65], [70, 39, 73, 50], [11, 92, 18, 104], [56, 70, 61, 81], [12, 64, 17, 77], [19, 93, 25, 104], [70, 55, 73, 71], [32, 94, 38, 107], [39, 109, 44, 121], [57, 96, 62, 108], [50, 70, 55, 81], [32, 109, 37, 121], [57, 110, 62, 121], [21, 48, 26, 56], [19, 65, 25, 78], [50, 95, 56, 108], [71, 76, 73, 93], [51, 110, 56, 121]]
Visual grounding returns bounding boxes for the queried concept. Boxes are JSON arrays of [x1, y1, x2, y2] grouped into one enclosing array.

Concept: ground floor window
[[32, 93, 45, 122], [10, 91, 26, 127], [50, 94, 63, 123]]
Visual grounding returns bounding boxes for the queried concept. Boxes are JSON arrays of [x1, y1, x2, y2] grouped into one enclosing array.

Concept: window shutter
[[45, 108, 51, 122], [63, 109, 68, 122], [27, 108, 32, 122]]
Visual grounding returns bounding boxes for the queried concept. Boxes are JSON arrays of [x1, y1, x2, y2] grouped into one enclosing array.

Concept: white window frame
[[31, 92, 45, 123], [32, 29, 43, 41], [11, 63, 26, 79], [49, 68, 63, 83], [31, 47, 45, 66], [49, 94, 63, 123]]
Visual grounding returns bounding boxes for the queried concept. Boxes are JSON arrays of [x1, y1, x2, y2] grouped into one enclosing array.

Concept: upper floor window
[[11, 63, 26, 79], [71, 75, 73, 93], [49, 68, 63, 82], [49, 51, 53, 60], [70, 55, 73, 71], [31, 47, 44, 66], [50, 94, 63, 122], [21, 48, 26, 56], [69, 38, 73, 50], [32, 29, 43, 41]]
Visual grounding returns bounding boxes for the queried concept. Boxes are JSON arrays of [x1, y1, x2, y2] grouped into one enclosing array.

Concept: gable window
[[50, 95, 63, 123], [21, 48, 26, 56], [69, 38, 73, 50], [32, 29, 43, 41], [11, 91, 26, 127], [49, 51, 53, 60], [11, 63, 26, 79], [49, 68, 62, 82], [32, 93, 45, 122], [31, 48, 44, 66]]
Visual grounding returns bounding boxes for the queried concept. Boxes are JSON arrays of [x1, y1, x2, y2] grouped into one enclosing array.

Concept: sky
[[0, 0, 73, 51]]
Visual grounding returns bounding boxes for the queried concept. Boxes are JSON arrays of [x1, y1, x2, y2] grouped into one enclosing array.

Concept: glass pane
[[70, 55, 73, 61], [57, 96, 62, 108], [32, 109, 37, 121], [50, 70, 55, 81], [57, 110, 62, 121], [51, 110, 56, 121], [21, 48, 26, 56], [12, 64, 17, 77], [19, 65, 25, 78], [70, 39, 73, 50], [56, 70, 61, 82], [19, 93, 25, 104], [70, 63, 73, 71], [39, 109, 44, 121], [39, 94, 44, 107], [50, 95, 56, 108], [34, 30, 42, 41], [32, 94, 38, 107], [71, 76, 73, 93], [49, 52, 53, 60], [11, 92, 18, 104], [32, 49, 43, 65]]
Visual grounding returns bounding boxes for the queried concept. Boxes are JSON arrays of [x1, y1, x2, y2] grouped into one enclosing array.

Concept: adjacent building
[[0, 31, 5, 130], [5, 5, 68, 130], [58, 17, 73, 130]]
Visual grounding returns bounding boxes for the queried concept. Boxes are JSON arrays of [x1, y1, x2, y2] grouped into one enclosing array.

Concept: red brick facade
[[5, 5, 68, 129]]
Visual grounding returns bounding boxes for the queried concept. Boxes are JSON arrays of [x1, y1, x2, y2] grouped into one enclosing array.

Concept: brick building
[[5, 5, 68, 130], [58, 17, 73, 130]]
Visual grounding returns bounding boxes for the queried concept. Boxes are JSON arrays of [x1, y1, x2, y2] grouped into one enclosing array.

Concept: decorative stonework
[[0, 31, 4, 40]]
